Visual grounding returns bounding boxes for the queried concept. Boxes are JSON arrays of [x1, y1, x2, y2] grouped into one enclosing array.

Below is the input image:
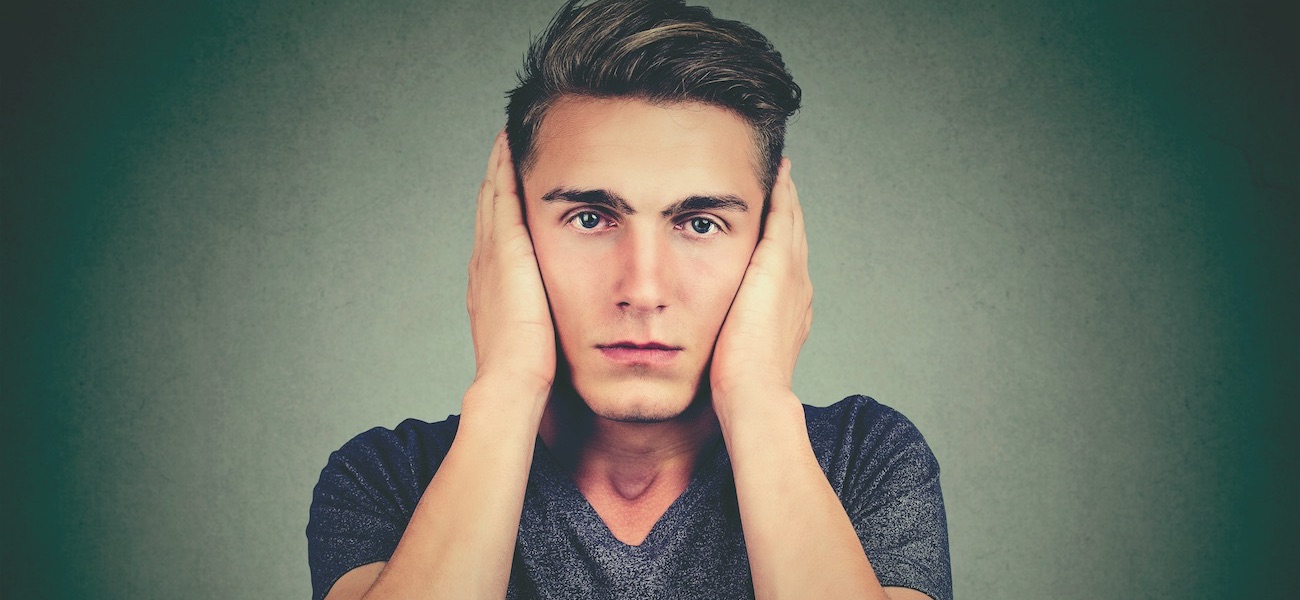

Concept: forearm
[[361, 380, 547, 600], [717, 389, 888, 600]]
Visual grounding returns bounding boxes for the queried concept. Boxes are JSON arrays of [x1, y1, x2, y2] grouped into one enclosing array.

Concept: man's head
[[506, 0, 801, 196], [505, 0, 800, 424]]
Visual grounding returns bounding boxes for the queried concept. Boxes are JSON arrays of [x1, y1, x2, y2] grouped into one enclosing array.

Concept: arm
[[717, 393, 933, 600], [710, 160, 933, 600], [326, 132, 554, 600]]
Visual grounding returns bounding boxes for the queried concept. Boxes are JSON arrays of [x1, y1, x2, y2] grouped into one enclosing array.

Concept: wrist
[[471, 369, 553, 402], [711, 375, 793, 412], [460, 375, 551, 433], [712, 385, 805, 439]]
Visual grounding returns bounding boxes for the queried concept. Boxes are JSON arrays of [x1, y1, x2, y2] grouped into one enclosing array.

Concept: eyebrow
[[540, 187, 749, 217], [662, 195, 749, 217], [541, 188, 635, 214]]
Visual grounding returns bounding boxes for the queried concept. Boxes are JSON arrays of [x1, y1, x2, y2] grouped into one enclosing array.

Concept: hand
[[466, 131, 556, 398], [710, 158, 812, 415]]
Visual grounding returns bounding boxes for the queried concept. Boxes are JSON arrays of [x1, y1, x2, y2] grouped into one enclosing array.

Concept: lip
[[596, 341, 683, 366]]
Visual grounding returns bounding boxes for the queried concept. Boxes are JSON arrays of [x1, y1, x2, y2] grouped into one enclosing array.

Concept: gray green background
[[3, 0, 1296, 597]]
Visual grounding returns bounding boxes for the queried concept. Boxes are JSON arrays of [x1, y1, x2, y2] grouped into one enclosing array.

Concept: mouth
[[596, 341, 683, 366]]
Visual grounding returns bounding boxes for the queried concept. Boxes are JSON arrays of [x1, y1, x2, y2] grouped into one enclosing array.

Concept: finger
[[492, 133, 526, 234], [791, 163, 811, 332], [478, 177, 491, 262], [786, 159, 808, 260], [485, 129, 505, 181], [478, 132, 505, 244], [764, 158, 795, 245]]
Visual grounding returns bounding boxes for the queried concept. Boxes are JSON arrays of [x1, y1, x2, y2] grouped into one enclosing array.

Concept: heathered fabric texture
[[307, 396, 952, 600]]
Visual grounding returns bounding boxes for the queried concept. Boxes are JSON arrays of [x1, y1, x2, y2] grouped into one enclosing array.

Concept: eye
[[686, 216, 719, 235], [568, 211, 611, 231]]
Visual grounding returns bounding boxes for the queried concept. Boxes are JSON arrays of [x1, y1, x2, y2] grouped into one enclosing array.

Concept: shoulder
[[330, 415, 462, 465], [311, 415, 463, 518], [805, 396, 952, 600], [804, 395, 934, 460], [307, 415, 463, 599], [802, 396, 941, 502]]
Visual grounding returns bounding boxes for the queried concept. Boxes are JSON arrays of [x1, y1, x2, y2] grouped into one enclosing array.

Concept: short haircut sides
[[505, 0, 802, 195]]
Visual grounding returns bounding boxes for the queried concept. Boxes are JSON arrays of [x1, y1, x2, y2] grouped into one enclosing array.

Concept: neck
[[539, 384, 721, 503]]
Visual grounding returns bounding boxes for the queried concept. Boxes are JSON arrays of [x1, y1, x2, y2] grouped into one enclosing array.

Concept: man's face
[[523, 96, 765, 423]]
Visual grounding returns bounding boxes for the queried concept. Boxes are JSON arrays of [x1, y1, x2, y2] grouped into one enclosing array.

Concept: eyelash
[[565, 211, 725, 237], [677, 216, 722, 236], [568, 210, 614, 232]]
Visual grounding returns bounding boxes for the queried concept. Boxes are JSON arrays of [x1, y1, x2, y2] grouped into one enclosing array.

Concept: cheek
[[677, 244, 752, 324], [531, 230, 610, 335]]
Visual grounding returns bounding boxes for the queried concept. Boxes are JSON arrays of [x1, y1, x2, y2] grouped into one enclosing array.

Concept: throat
[[581, 468, 685, 546], [536, 386, 723, 544], [578, 461, 685, 512], [607, 468, 660, 502]]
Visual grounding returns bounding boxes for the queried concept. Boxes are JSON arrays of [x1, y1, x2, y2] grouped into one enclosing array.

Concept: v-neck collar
[[528, 435, 731, 552]]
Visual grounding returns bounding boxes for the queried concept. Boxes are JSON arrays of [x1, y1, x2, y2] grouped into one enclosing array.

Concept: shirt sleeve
[[305, 418, 455, 600], [809, 397, 953, 600]]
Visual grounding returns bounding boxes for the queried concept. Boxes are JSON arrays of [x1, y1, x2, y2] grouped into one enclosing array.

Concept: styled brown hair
[[505, 0, 801, 195]]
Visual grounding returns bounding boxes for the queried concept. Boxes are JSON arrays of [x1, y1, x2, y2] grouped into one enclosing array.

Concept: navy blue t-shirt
[[307, 396, 952, 599]]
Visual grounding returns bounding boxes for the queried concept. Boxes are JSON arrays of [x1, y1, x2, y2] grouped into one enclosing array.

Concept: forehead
[[526, 96, 764, 206]]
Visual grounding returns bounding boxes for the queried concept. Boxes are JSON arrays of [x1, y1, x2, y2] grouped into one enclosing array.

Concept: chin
[[577, 378, 703, 424]]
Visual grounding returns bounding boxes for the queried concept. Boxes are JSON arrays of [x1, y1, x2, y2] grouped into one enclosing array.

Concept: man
[[307, 1, 951, 599]]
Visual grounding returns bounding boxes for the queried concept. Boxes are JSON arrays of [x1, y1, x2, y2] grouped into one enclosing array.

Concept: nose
[[614, 228, 672, 313]]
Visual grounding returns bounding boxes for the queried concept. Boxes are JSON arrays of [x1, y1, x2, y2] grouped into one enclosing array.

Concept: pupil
[[579, 213, 598, 228], [691, 218, 712, 234]]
